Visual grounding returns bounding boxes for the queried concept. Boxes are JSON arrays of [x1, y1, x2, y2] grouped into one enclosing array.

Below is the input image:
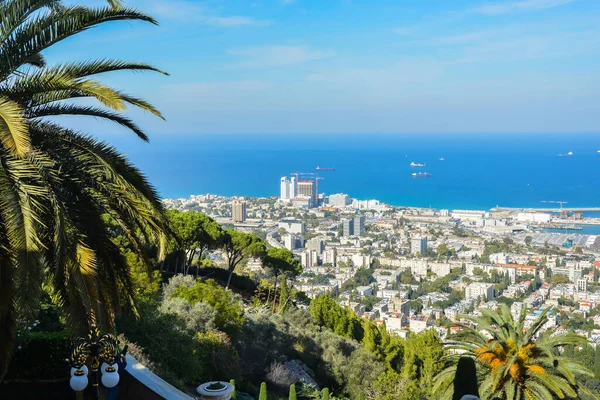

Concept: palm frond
[[0, 95, 29, 157], [49, 59, 168, 78], [28, 104, 149, 140], [0, 5, 157, 79]]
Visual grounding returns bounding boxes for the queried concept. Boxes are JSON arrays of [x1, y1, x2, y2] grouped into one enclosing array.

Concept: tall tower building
[[280, 177, 289, 201], [279, 176, 297, 201], [232, 200, 247, 223], [411, 236, 428, 255], [353, 216, 365, 236], [342, 219, 354, 237]]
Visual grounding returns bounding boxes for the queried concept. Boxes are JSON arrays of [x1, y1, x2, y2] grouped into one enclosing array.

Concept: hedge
[[6, 330, 71, 381]]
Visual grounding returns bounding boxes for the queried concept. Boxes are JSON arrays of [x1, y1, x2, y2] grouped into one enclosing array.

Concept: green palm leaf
[[0, 96, 29, 156], [0, 0, 169, 380], [433, 305, 595, 399]]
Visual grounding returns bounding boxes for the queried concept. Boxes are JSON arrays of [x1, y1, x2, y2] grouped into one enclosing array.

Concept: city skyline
[[56, 0, 600, 136]]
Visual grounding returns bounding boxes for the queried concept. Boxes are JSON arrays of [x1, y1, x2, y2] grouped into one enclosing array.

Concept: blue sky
[[54, 0, 600, 134]]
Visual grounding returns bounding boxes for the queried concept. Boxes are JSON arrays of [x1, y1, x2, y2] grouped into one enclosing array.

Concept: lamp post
[[68, 325, 126, 399]]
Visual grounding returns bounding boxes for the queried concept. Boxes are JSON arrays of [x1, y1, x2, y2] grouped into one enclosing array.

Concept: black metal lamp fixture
[[68, 325, 125, 398]]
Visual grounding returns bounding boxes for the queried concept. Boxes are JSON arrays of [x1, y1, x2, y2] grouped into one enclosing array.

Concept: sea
[[107, 133, 600, 211]]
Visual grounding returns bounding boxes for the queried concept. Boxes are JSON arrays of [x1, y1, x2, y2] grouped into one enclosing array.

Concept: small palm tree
[[0, 0, 169, 378], [433, 305, 597, 399]]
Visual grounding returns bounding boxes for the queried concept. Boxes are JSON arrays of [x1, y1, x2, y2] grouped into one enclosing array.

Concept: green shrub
[[117, 299, 242, 388], [7, 331, 70, 380], [196, 330, 240, 381], [116, 303, 202, 388], [171, 278, 245, 334]]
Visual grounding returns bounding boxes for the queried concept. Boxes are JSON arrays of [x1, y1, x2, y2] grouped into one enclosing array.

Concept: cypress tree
[[362, 321, 378, 354], [259, 382, 268, 400], [594, 346, 600, 379], [279, 275, 289, 313], [322, 388, 329, 400], [230, 379, 236, 400], [289, 383, 297, 400]]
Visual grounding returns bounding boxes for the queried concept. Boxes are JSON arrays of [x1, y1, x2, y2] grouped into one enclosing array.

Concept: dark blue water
[[108, 133, 600, 210]]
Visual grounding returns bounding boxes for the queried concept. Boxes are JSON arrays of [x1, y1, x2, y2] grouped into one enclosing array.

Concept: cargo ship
[[412, 172, 432, 177]]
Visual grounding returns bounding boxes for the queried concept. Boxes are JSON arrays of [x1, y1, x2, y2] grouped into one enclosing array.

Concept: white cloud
[[473, 0, 575, 15], [227, 45, 334, 68], [139, 0, 271, 26]]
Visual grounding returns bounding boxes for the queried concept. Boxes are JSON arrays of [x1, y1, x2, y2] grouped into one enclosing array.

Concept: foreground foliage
[[434, 305, 596, 400], [0, 0, 169, 379]]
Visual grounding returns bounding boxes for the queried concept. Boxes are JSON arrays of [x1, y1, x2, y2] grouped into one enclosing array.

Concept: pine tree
[[289, 383, 297, 400], [259, 382, 268, 400], [322, 388, 329, 400], [230, 379, 237, 400]]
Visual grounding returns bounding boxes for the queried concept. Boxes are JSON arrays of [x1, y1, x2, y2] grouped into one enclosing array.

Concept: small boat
[[410, 162, 426, 167], [412, 172, 432, 177], [316, 166, 335, 171], [439, 157, 445, 161], [559, 151, 573, 157]]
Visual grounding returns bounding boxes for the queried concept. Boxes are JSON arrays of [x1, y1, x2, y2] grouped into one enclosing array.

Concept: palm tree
[[433, 305, 597, 399], [0, 0, 169, 379]]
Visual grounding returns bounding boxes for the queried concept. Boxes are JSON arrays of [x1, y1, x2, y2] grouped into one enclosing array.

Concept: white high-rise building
[[410, 236, 428, 255], [328, 193, 349, 208], [284, 234, 304, 251], [280, 176, 296, 202]]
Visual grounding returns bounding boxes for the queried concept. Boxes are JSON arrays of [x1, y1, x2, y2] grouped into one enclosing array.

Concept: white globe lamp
[[101, 365, 120, 388], [69, 369, 88, 392]]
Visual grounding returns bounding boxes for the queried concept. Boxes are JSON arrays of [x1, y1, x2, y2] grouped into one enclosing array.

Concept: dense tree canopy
[[166, 210, 223, 275]]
